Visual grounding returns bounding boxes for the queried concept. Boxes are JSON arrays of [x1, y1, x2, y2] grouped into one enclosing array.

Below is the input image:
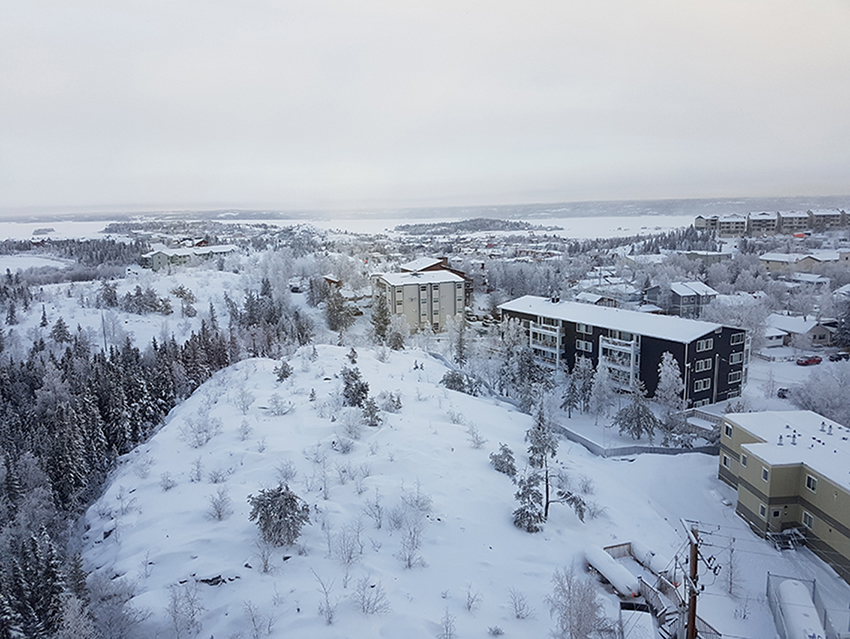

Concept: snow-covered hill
[[82, 345, 848, 638]]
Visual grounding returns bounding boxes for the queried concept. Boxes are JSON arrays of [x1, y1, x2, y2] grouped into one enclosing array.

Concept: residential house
[[718, 410, 850, 583], [371, 271, 465, 332], [694, 215, 719, 232], [644, 281, 718, 318], [766, 313, 836, 348], [499, 295, 749, 407]]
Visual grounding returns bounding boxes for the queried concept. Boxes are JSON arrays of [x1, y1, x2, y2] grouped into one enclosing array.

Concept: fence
[[553, 422, 718, 459], [765, 572, 841, 639]]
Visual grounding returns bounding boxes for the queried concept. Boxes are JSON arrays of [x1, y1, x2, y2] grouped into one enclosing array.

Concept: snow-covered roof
[[575, 292, 603, 304], [729, 411, 850, 490], [834, 283, 850, 298], [400, 257, 443, 272], [790, 273, 829, 285], [142, 245, 236, 259], [810, 208, 843, 216], [759, 253, 802, 263], [376, 271, 464, 286], [499, 295, 723, 343], [670, 282, 717, 297], [778, 210, 809, 218], [767, 313, 818, 335], [749, 211, 777, 220]]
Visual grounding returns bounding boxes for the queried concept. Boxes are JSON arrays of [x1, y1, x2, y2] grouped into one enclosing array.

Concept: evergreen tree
[[341, 367, 369, 407], [370, 295, 390, 344], [49, 318, 71, 344], [588, 360, 616, 423], [325, 289, 355, 332], [835, 301, 850, 348], [39, 306, 48, 328], [361, 396, 382, 428], [655, 352, 685, 413], [386, 315, 408, 351], [5, 303, 16, 326], [560, 369, 579, 418], [513, 471, 544, 533], [613, 382, 659, 442], [526, 404, 558, 519], [9, 530, 65, 637], [247, 484, 310, 546], [489, 444, 516, 477], [274, 360, 293, 382], [572, 356, 595, 413]]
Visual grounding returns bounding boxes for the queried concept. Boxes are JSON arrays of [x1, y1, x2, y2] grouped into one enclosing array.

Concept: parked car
[[777, 388, 789, 399], [796, 355, 822, 366], [829, 352, 850, 362]]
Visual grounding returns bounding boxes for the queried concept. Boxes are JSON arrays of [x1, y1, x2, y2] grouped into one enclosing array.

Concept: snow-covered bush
[[489, 444, 516, 478], [247, 485, 311, 547]]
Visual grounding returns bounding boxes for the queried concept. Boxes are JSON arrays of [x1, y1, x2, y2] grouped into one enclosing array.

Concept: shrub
[[247, 484, 310, 546]]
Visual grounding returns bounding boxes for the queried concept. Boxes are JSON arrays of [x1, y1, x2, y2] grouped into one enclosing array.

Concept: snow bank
[[778, 579, 825, 639], [630, 540, 671, 577], [586, 545, 640, 598]]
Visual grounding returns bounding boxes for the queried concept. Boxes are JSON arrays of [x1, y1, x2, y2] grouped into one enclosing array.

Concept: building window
[[420, 286, 427, 292], [456, 283, 462, 289], [730, 352, 743, 364], [802, 511, 814, 529], [577, 323, 591, 334], [696, 338, 714, 352], [724, 424, 733, 438], [695, 358, 713, 372], [722, 455, 730, 468], [772, 509, 780, 518], [741, 454, 747, 467], [806, 475, 818, 493], [731, 332, 745, 345], [759, 504, 767, 519], [728, 371, 743, 383], [762, 467, 769, 482], [693, 399, 710, 407], [576, 339, 593, 352], [694, 378, 711, 392]]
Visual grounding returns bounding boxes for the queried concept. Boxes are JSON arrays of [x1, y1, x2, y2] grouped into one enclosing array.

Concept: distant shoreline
[[0, 194, 847, 224]]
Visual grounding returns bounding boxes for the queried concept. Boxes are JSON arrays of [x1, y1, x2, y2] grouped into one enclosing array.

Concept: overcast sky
[[1, 1, 849, 215]]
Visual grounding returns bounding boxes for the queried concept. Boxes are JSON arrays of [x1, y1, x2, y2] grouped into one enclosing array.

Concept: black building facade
[[499, 295, 749, 407]]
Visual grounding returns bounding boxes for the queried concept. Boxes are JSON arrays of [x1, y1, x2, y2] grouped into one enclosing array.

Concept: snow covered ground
[[81, 344, 850, 638]]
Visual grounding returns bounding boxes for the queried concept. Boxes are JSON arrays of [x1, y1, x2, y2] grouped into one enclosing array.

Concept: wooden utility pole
[[686, 523, 699, 639]]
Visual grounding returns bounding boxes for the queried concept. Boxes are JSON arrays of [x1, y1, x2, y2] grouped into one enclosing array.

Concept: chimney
[[778, 435, 783, 446]]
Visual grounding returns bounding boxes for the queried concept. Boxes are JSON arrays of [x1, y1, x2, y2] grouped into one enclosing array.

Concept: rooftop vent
[[778, 435, 783, 446]]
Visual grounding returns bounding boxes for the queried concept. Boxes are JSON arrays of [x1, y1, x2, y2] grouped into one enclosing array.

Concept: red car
[[796, 355, 822, 366]]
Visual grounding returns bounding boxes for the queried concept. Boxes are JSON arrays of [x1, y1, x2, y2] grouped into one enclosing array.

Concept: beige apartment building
[[371, 271, 465, 332], [719, 410, 850, 582]]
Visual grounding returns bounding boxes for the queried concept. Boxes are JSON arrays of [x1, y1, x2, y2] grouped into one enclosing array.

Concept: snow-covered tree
[[489, 443, 516, 478], [560, 369, 579, 418], [361, 396, 382, 428], [274, 359, 293, 382], [571, 356, 595, 413], [386, 315, 408, 351], [588, 360, 616, 423], [546, 565, 612, 639], [612, 382, 658, 442], [370, 295, 391, 344], [247, 484, 310, 546], [835, 301, 850, 348], [49, 317, 71, 344], [526, 405, 558, 519], [341, 367, 369, 408], [655, 351, 685, 413], [512, 471, 544, 533]]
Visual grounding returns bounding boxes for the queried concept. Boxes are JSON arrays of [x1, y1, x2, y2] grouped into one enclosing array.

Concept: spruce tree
[[613, 382, 659, 442], [371, 295, 390, 344], [526, 404, 558, 519], [247, 484, 310, 546]]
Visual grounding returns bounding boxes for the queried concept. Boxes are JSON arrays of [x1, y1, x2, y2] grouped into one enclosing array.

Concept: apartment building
[[499, 295, 749, 406], [371, 271, 465, 332], [719, 410, 850, 583]]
